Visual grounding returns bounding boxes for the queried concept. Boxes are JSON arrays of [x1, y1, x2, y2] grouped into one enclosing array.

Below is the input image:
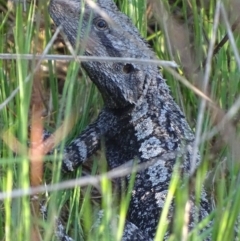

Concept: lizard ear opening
[[123, 63, 134, 74]]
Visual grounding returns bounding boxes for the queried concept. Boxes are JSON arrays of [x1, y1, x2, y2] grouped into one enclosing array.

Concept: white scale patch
[[55, 219, 74, 241], [147, 159, 168, 186], [63, 150, 74, 171], [167, 139, 177, 150], [159, 109, 167, 123], [135, 117, 153, 140], [75, 140, 87, 160], [131, 102, 149, 122], [140, 137, 164, 159], [63, 141, 87, 171], [155, 190, 168, 208]]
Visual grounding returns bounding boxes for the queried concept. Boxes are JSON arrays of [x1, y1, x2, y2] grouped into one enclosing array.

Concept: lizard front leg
[[37, 119, 102, 171], [61, 122, 102, 172], [60, 107, 121, 171]]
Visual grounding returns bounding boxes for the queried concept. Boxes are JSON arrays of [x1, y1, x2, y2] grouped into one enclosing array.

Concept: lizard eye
[[94, 18, 108, 30]]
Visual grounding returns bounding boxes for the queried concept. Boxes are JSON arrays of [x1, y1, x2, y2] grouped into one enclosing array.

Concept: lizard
[[48, 0, 212, 240]]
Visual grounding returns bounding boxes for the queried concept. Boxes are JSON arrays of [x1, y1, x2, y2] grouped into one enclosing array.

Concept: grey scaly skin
[[48, 0, 212, 240]]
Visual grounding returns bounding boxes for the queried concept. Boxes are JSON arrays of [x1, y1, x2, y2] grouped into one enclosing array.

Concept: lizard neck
[[131, 74, 195, 161]]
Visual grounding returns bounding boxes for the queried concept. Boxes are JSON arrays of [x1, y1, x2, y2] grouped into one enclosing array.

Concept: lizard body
[[48, 0, 211, 240]]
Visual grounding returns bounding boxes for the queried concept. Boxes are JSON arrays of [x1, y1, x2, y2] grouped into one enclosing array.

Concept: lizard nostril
[[123, 63, 134, 74]]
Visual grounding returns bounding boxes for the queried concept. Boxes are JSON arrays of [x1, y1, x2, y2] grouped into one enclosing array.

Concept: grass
[[0, 0, 240, 240]]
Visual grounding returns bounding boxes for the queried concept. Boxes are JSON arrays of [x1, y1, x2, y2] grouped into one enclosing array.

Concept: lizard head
[[49, 0, 157, 109]]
